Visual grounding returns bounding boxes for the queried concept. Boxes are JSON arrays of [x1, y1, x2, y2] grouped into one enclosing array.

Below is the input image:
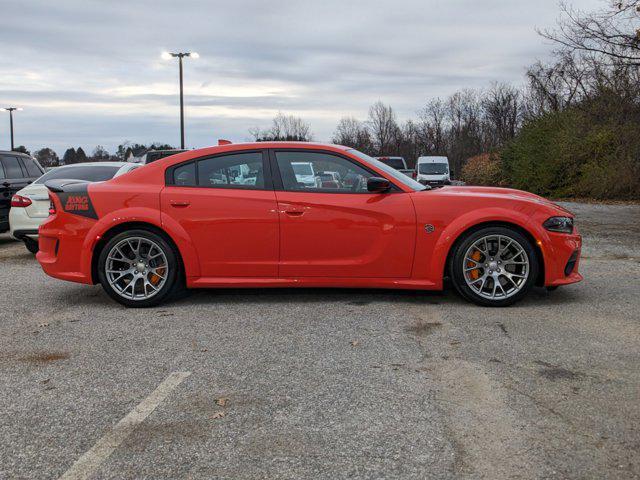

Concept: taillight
[[48, 195, 56, 215], [412, 171, 417, 179], [11, 194, 32, 207]]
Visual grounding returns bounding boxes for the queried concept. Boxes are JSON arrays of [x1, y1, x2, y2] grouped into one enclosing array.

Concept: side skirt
[[188, 277, 438, 290]]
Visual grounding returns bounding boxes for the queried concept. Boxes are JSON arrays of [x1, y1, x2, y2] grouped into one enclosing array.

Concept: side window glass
[[197, 152, 264, 189], [0, 156, 25, 179], [22, 158, 44, 177], [275, 151, 373, 193], [173, 162, 196, 186]]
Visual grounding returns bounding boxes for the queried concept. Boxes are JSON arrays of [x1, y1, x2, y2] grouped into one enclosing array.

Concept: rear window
[[380, 158, 405, 169], [35, 165, 121, 184]]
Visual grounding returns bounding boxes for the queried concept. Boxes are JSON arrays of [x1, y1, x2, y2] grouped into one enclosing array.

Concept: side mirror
[[367, 177, 391, 193]]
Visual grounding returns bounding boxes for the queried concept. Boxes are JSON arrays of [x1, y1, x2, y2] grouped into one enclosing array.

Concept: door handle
[[170, 200, 190, 208], [279, 203, 307, 216]]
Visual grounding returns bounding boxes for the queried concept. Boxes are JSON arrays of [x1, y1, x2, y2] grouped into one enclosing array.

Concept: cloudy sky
[[0, 0, 601, 155]]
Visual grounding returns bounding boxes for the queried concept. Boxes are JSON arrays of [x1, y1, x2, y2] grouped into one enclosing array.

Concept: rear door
[[272, 149, 416, 278], [0, 155, 31, 227], [161, 150, 279, 278]]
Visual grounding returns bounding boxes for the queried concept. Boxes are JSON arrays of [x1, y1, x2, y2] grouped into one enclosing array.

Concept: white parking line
[[58, 371, 191, 480]]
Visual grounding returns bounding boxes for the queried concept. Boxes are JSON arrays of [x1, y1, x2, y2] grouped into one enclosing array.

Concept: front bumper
[[419, 179, 449, 187], [544, 232, 583, 286]]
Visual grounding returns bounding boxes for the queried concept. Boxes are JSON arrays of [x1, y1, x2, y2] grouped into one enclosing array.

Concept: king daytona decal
[[57, 186, 98, 220]]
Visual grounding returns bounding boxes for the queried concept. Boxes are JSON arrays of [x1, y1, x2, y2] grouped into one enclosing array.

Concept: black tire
[[97, 229, 181, 308], [449, 226, 538, 307], [24, 237, 39, 254]]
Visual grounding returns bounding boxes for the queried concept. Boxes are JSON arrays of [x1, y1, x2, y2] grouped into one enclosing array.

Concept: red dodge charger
[[37, 142, 582, 307]]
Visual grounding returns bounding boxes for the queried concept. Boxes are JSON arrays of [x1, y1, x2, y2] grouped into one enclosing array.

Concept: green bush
[[500, 104, 640, 200]]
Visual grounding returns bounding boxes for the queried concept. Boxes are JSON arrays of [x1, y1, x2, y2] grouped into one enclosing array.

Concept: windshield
[[379, 158, 405, 169], [35, 165, 121, 184], [348, 150, 427, 191], [419, 163, 448, 175], [292, 163, 313, 176]]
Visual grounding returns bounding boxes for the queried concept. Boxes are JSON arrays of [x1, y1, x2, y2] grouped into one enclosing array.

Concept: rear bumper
[[12, 229, 39, 241], [544, 232, 583, 286], [36, 215, 94, 285], [9, 207, 45, 239]]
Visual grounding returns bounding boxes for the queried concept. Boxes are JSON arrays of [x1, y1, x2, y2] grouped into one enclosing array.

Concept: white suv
[[9, 162, 139, 253]]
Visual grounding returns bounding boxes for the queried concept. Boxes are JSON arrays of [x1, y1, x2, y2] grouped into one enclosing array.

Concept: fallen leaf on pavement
[[350, 340, 359, 347], [216, 397, 228, 407], [211, 411, 225, 419]]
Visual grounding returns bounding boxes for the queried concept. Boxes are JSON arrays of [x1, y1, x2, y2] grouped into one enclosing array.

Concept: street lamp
[[161, 51, 199, 149], [3, 107, 22, 151]]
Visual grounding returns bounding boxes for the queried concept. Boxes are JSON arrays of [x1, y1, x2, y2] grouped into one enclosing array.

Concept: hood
[[437, 186, 574, 216]]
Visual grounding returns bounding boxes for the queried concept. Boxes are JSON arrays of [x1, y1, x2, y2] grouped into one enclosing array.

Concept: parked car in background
[[376, 156, 415, 178], [0, 151, 44, 235], [291, 161, 318, 188], [416, 156, 451, 186], [9, 162, 139, 253], [37, 142, 582, 308], [135, 149, 186, 165]]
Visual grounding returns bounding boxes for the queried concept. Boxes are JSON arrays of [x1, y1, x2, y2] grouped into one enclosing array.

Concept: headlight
[[543, 216, 574, 233]]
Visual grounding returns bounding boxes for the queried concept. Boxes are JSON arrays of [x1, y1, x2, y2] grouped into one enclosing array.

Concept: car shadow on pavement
[[50, 281, 583, 310]]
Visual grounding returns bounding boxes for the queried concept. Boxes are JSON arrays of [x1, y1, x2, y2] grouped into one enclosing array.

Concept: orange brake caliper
[[467, 250, 482, 280]]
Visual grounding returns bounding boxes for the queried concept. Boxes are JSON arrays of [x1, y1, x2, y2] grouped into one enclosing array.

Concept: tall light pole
[[3, 107, 22, 151], [161, 51, 199, 149]]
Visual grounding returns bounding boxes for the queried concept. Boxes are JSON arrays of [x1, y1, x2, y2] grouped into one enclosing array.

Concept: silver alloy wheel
[[462, 234, 530, 300], [105, 237, 168, 300]]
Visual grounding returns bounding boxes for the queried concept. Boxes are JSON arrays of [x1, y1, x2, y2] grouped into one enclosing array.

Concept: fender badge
[[424, 224, 435, 234]]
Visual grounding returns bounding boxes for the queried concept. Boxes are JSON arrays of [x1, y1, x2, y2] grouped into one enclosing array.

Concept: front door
[[272, 150, 416, 278], [161, 150, 279, 278]]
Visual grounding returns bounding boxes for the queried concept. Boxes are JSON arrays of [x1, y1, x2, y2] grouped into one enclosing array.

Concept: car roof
[[0, 150, 31, 157], [417, 156, 448, 162], [213, 141, 352, 150]]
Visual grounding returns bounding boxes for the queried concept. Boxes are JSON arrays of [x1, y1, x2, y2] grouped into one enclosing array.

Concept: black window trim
[[165, 149, 273, 191], [267, 148, 403, 194]]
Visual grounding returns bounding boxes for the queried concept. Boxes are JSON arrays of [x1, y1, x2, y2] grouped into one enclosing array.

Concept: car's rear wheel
[[23, 237, 39, 254], [450, 226, 538, 307], [97, 229, 179, 308]]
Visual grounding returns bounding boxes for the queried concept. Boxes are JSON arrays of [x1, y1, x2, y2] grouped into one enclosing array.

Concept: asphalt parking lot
[[0, 201, 638, 480]]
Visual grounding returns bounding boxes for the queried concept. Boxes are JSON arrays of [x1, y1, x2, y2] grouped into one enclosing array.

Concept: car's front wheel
[[97, 229, 179, 308], [450, 226, 538, 307]]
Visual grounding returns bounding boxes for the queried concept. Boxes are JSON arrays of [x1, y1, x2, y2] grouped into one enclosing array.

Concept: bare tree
[[250, 112, 313, 141], [482, 82, 522, 147], [540, 1, 640, 65], [332, 117, 373, 153], [367, 101, 398, 154], [417, 98, 447, 155]]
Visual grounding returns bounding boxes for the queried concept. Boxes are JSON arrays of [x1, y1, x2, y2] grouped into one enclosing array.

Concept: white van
[[415, 156, 451, 186]]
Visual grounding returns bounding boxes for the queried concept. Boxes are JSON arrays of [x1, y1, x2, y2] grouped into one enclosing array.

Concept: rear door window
[[21, 157, 44, 177], [0, 156, 25, 179], [197, 152, 265, 189], [172, 162, 196, 186]]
